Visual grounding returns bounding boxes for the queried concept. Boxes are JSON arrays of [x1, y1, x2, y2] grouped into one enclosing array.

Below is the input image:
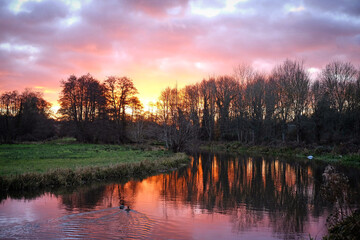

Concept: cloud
[[0, 0, 359, 105], [126, 0, 189, 18], [304, 0, 360, 17]]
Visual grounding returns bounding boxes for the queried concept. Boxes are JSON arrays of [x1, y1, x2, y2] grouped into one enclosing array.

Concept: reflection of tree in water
[[229, 205, 264, 233], [55, 152, 360, 238], [157, 152, 328, 237], [60, 184, 108, 211], [0, 188, 47, 203], [60, 181, 141, 211]]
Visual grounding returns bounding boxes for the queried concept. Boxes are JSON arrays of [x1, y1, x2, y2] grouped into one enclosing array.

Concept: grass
[[0, 141, 173, 176], [0, 140, 190, 194], [201, 141, 360, 168]]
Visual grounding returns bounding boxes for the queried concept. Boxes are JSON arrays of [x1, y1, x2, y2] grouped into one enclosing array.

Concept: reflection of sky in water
[[0, 152, 359, 239], [0, 193, 65, 224]]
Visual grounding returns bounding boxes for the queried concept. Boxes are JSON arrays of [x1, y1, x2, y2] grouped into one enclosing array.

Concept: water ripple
[[0, 207, 157, 239]]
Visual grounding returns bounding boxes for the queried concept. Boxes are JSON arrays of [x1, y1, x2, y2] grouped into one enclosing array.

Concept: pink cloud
[[0, 0, 359, 106]]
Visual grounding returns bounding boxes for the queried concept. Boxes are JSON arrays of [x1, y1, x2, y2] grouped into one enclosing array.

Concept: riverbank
[[0, 140, 190, 193], [324, 210, 360, 240], [200, 142, 360, 168]]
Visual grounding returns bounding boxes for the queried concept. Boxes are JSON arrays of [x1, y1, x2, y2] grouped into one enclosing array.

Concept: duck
[[119, 204, 125, 209], [125, 206, 131, 212]]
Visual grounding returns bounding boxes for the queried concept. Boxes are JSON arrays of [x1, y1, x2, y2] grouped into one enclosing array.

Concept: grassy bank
[[0, 140, 190, 193], [201, 142, 360, 168], [0, 139, 174, 176]]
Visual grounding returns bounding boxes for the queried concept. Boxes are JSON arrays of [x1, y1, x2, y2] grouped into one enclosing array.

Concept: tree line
[[0, 89, 54, 142], [1, 59, 359, 152], [158, 60, 360, 151]]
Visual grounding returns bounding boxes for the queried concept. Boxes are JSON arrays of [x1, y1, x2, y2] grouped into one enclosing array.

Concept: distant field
[[0, 141, 173, 176]]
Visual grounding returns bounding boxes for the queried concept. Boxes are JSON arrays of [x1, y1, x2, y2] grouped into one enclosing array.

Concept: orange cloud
[[0, 0, 359, 108]]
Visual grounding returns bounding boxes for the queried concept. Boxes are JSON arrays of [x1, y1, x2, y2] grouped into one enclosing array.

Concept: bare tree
[[215, 75, 238, 140], [182, 84, 200, 135], [291, 61, 310, 143], [104, 76, 138, 124], [244, 73, 266, 143], [264, 77, 278, 141], [129, 96, 143, 121], [272, 60, 309, 143], [0, 91, 20, 116], [59, 74, 105, 123], [200, 78, 216, 141], [233, 64, 254, 142], [157, 87, 178, 149], [104, 76, 138, 140], [320, 61, 357, 113], [233, 63, 255, 85], [59, 74, 106, 141], [0, 89, 54, 142], [128, 96, 144, 142], [316, 61, 357, 142]]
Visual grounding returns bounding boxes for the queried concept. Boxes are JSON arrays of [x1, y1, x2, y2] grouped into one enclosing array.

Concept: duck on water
[[119, 205, 131, 212]]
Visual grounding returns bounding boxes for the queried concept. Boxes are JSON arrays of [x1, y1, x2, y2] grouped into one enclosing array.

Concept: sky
[[0, 0, 359, 112]]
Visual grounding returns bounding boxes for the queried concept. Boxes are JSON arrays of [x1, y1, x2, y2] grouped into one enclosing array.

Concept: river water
[[1, 152, 359, 239]]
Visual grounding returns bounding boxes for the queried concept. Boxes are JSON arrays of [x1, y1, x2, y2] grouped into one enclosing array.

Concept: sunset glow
[[1, 0, 359, 110]]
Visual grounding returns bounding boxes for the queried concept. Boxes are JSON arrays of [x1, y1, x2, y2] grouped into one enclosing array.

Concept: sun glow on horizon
[[50, 104, 60, 119], [47, 93, 159, 119]]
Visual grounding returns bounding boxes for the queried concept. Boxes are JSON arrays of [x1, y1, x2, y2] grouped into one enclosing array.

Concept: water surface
[[1, 152, 359, 239]]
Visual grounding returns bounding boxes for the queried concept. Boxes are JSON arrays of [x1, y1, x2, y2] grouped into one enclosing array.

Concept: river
[[1, 151, 359, 239]]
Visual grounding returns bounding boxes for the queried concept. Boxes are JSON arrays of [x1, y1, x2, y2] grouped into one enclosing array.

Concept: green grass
[[0, 142, 190, 194], [0, 142, 173, 176]]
